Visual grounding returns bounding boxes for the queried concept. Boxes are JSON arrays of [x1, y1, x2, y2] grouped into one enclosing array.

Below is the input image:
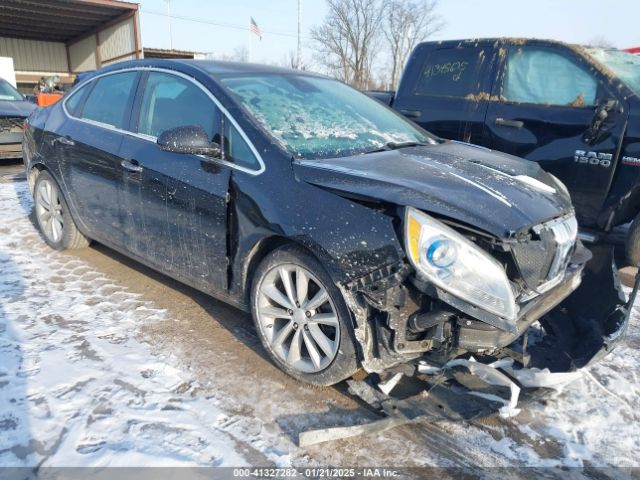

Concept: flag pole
[[296, 0, 302, 69], [248, 18, 252, 62], [165, 0, 173, 50]]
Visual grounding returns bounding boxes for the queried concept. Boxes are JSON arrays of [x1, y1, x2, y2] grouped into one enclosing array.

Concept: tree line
[[310, 0, 444, 90]]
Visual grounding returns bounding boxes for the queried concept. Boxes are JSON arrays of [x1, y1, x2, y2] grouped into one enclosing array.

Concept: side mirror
[[584, 99, 620, 144], [595, 99, 618, 120], [157, 125, 221, 158]]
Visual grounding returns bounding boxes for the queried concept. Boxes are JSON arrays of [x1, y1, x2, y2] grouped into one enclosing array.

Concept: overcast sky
[[139, 0, 640, 66]]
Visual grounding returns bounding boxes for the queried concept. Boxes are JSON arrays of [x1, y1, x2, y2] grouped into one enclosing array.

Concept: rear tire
[[34, 170, 89, 251], [626, 213, 640, 267], [251, 245, 359, 386]]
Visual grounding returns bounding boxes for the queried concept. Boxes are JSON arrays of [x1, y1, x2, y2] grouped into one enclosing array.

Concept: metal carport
[[0, 0, 141, 93]]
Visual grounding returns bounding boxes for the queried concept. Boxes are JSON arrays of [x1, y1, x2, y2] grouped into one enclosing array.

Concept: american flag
[[250, 17, 262, 40]]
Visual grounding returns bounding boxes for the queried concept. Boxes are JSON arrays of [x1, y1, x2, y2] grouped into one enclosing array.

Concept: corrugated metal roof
[[0, 0, 138, 43], [143, 48, 203, 59]]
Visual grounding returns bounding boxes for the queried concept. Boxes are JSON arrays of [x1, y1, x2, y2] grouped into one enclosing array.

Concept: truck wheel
[[251, 245, 359, 386], [34, 170, 89, 251], [626, 213, 640, 267]]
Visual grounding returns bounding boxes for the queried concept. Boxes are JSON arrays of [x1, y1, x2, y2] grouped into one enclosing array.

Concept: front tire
[[34, 170, 89, 251], [251, 245, 359, 386], [626, 213, 640, 267]]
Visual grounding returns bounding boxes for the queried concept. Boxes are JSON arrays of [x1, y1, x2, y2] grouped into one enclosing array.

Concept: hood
[[293, 141, 573, 239], [0, 100, 36, 118]]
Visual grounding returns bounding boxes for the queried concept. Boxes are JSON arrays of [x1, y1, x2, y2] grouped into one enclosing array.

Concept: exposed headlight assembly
[[405, 207, 517, 322]]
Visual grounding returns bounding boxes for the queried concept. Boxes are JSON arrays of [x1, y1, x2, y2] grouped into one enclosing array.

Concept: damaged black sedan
[[23, 60, 633, 390]]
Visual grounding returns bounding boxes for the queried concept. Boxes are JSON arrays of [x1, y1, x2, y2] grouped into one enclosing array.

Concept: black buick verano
[[23, 60, 630, 386]]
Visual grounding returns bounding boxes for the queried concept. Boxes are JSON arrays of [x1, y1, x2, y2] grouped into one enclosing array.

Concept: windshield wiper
[[363, 140, 431, 154]]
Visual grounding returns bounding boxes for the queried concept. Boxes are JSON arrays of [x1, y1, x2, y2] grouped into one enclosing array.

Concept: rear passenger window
[[415, 48, 488, 98], [81, 72, 137, 129], [65, 84, 89, 116], [138, 72, 221, 140], [503, 47, 597, 106]]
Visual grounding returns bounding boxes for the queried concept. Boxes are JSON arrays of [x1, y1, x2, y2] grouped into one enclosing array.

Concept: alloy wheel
[[35, 178, 64, 244], [256, 264, 341, 373]]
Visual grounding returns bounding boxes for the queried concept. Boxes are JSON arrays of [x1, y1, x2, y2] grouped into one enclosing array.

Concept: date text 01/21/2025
[[232, 467, 400, 478]]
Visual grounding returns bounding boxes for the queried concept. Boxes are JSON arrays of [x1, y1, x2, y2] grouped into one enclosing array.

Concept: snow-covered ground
[[1, 178, 639, 472]]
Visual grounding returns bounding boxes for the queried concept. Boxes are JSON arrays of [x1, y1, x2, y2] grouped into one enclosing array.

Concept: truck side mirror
[[584, 99, 619, 144]]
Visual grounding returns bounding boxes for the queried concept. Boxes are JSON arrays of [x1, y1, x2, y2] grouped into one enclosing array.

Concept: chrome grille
[[513, 214, 578, 298], [539, 215, 578, 285]]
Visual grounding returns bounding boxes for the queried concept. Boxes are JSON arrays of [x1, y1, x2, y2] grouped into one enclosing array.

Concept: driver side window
[[502, 47, 598, 107], [137, 72, 222, 141]]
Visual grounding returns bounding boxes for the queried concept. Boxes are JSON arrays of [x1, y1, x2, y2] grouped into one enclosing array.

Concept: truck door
[[485, 44, 628, 227], [393, 43, 497, 145]]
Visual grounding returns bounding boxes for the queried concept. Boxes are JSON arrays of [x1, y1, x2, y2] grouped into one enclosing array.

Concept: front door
[[485, 44, 628, 227], [119, 71, 230, 293]]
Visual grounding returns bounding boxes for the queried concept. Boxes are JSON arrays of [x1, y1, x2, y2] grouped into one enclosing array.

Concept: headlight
[[549, 174, 571, 199], [405, 207, 517, 321]]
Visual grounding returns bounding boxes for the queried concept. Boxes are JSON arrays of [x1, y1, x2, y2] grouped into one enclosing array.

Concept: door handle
[[52, 135, 75, 146], [121, 159, 143, 173], [494, 117, 524, 129], [399, 109, 422, 119]]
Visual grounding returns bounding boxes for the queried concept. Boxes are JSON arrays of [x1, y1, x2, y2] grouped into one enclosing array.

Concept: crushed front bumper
[[301, 250, 637, 445]]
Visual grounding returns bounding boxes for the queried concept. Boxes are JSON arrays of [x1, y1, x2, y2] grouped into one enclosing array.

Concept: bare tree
[[281, 50, 309, 70], [212, 45, 249, 63], [588, 36, 615, 49], [310, 0, 386, 89], [383, 0, 443, 89]]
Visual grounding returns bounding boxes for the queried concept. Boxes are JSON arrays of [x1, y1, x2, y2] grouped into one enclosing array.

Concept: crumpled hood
[[293, 141, 573, 238], [0, 100, 36, 118]]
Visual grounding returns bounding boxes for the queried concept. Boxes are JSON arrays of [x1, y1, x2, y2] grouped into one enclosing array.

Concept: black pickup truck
[[368, 38, 640, 264]]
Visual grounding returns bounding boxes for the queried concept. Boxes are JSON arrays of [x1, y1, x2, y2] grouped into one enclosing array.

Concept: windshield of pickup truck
[[220, 74, 435, 159], [0, 79, 23, 101], [585, 48, 640, 96]]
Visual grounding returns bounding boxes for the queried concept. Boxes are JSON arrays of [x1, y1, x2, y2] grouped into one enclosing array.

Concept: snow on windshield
[[221, 75, 429, 159]]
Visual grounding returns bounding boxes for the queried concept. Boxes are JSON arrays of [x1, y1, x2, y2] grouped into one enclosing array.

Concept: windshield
[[585, 48, 640, 96], [219, 74, 435, 159], [0, 79, 23, 101]]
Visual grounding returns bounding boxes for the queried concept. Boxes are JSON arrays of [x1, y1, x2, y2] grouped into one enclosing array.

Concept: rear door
[[118, 70, 231, 292], [485, 43, 628, 226], [393, 43, 497, 144], [56, 71, 139, 246]]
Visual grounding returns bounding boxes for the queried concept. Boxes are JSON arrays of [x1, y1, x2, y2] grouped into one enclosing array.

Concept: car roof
[[96, 58, 327, 79], [416, 38, 576, 49]]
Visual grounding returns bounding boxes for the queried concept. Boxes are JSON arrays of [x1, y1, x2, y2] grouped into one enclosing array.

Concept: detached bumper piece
[[299, 358, 584, 447], [300, 245, 638, 446]]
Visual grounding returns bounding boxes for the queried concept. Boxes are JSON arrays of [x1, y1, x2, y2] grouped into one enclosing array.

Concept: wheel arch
[[239, 235, 339, 307], [27, 162, 46, 195]]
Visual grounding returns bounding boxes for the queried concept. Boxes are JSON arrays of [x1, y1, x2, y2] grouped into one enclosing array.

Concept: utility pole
[[296, 0, 302, 69], [165, 0, 173, 50]]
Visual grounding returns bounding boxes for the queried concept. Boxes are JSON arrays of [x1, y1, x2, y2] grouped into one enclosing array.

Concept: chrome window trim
[[61, 67, 265, 176]]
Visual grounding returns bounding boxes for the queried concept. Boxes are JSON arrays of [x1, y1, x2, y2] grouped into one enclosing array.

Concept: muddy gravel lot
[[1, 166, 639, 476]]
